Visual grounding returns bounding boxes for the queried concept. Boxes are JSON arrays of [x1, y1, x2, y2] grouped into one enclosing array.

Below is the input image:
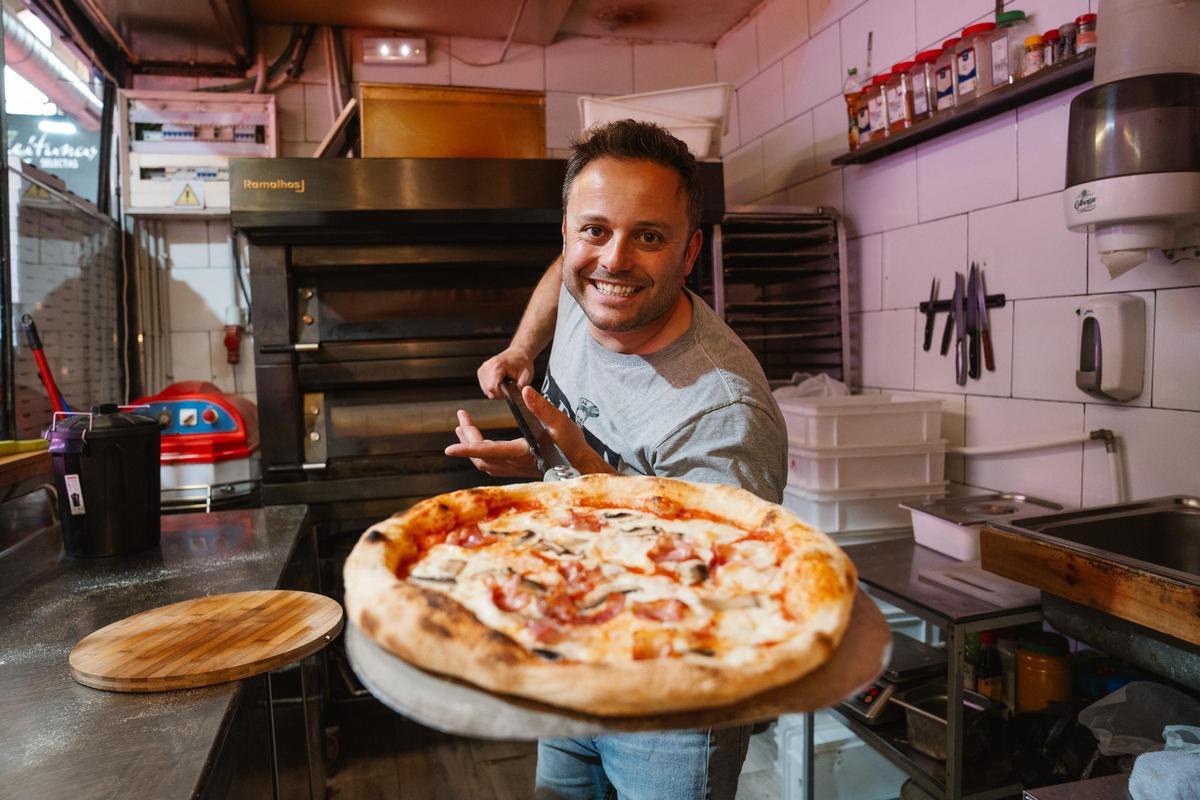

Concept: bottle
[[1042, 29, 1061, 67], [909, 50, 940, 121], [976, 632, 1003, 701], [963, 631, 981, 690], [843, 68, 863, 151], [994, 10, 1034, 85], [1058, 21, 1077, 59]]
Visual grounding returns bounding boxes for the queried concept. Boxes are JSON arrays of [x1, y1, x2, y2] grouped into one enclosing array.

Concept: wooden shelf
[[832, 52, 1095, 166], [0, 449, 52, 489]]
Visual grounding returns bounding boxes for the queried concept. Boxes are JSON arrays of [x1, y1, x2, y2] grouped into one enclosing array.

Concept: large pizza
[[344, 475, 857, 716]]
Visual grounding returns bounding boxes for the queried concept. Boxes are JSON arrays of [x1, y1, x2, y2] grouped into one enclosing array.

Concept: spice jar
[[908, 50, 940, 122], [1023, 34, 1046, 76], [1058, 22, 1077, 59], [932, 38, 960, 112], [1017, 632, 1071, 713], [956, 22, 998, 102], [885, 61, 915, 133], [1042, 29, 1060, 67], [856, 85, 874, 144], [993, 10, 1034, 87], [1076, 13, 1097, 53], [864, 74, 890, 142]]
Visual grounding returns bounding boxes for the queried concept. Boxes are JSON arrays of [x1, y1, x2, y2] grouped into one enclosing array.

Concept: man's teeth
[[592, 280, 639, 297]]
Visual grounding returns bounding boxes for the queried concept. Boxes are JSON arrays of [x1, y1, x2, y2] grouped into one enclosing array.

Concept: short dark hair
[[563, 119, 703, 232]]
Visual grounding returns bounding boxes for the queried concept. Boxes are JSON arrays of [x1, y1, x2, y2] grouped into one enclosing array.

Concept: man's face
[[562, 157, 702, 336]]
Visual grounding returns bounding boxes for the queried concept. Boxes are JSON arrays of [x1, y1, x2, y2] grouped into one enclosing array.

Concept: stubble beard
[[565, 262, 687, 333]]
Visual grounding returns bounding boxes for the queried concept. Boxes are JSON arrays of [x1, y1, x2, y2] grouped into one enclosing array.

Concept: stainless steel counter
[[0, 505, 312, 800]]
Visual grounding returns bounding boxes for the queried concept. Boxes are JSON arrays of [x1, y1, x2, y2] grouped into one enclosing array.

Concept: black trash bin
[[46, 404, 162, 557]]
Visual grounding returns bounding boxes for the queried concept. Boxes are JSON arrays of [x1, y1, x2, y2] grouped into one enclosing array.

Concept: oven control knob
[[157, 411, 173, 428], [201, 407, 218, 425]]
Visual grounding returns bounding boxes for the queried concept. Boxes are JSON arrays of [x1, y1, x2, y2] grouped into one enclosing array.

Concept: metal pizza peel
[[345, 589, 890, 739]]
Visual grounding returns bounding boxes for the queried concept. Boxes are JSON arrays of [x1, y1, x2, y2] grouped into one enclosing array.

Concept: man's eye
[[638, 232, 662, 244], [582, 225, 605, 237]]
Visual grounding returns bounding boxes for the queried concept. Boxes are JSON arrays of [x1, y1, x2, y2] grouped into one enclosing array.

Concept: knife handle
[[939, 310, 955, 356], [968, 329, 981, 379], [982, 329, 995, 372], [922, 313, 936, 352]]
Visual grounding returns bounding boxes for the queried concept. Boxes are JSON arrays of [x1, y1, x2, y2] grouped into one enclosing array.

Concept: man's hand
[[477, 347, 535, 399], [445, 386, 616, 478]]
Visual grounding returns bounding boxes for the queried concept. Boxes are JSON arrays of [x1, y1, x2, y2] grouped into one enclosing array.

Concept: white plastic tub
[[783, 482, 948, 534], [787, 440, 946, 492], [778, 395, 943, 449], [607, 82, 733, 134], [903, 493, 1063, 560], [577, 96, 718, 158], [777, 711, 907, 800]]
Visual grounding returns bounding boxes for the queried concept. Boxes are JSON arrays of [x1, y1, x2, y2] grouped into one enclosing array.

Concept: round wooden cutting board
[[69, 590, 344, 692]]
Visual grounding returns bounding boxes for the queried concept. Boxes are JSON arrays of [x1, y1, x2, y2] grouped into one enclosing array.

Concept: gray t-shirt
[[544, 287, 788, 503]]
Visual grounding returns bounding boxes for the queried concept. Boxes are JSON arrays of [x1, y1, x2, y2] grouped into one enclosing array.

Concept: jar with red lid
[[1076, 13, 1097, 53], [932, 38, 960, 112], [885, 61, 915, 133], [1042, 29, 1061, 66], [855, 85, 874, 143], [864, 74, 890, 142], [956, 22, 998, 102], [908, 50, 939, 121]]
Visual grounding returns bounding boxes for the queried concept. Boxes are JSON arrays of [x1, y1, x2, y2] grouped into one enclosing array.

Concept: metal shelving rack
[[704, 207, 851, 386], [803, 538, 1044, 800]]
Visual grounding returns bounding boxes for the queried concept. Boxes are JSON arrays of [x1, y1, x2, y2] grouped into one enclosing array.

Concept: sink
[[1001, 496, 1200, 586]]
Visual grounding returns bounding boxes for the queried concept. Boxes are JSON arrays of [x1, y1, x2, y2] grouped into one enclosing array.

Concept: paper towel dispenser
[[1076, 295, 1145, 402]]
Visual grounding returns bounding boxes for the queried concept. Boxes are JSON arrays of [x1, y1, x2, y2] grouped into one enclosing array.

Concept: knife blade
[[922, 277, 938, 352], [499, 378, 581, 482], [966, 264, 981, 380], [953, 272, 968, 386], [976, 268, 995, 372], [939, 295, 955, 356]]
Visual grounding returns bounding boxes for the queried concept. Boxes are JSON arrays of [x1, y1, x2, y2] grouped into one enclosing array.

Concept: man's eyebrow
[[574, 213, 673, 230]]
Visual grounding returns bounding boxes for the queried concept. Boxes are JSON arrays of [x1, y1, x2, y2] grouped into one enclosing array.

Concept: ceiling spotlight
[[362, 36, 428, 65]]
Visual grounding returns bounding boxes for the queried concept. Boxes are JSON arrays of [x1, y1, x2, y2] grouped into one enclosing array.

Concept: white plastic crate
[[607, 82, 733, 135], [783, 482, 948, 534], [787, 440, 946, 492], [779, 394, 943, 449], [577, 96, 718, 158]]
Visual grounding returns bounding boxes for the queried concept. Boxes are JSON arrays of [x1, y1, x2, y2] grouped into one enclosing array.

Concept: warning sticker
[[64, 474, 86, 515], [174, 182, 204, 208]]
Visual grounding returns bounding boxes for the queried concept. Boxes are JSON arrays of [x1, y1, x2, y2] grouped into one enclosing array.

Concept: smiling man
[[446, 120, 787, 799]]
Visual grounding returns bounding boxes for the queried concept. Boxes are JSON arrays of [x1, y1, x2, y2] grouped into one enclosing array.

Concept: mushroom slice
[[679, 560, 709, 585]]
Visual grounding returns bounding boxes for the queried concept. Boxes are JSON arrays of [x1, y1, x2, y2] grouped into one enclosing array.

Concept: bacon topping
[[446, 523, 496, 549], [490, 573, 532, 612], [647, 532, 697, 563], [558, 561, 603, 596], [528, 618, 563, 644], [566, 509, 603, 532], [632, 598, 688, 622]]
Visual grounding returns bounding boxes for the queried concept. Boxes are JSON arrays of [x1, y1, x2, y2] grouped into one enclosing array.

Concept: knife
[[953, 273, 968, 386], [499, 378, 581, 482], [966, 264, 981, 380], [976, 268, 995, 372], [939, 292, 955, 356], [922, 277, 938, 352]]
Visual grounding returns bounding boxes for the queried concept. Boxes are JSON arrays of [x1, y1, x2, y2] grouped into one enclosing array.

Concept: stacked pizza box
[[777, 394, 948, 539]]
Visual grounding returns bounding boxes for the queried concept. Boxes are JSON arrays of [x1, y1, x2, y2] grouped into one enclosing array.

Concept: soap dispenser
[[1076, 294, 1145, 401]]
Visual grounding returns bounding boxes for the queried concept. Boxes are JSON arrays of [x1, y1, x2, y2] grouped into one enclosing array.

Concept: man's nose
[[600, 235, 636, 272]]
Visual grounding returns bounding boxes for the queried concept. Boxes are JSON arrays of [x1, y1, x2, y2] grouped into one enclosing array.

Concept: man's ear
[[682, 228, 703, 276]]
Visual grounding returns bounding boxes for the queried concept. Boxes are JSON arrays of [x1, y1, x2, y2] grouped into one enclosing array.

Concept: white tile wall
[[545, 92, 584, 150], [165, 219, 210, 269], [890, 389, 967, 481], [848, 234, 882, 313], [882, 215, 967, 308], [725, 140, 766, 206], [304, 83, 335, 143], [169, 332, 215, 384], [715, 18, 760, 89], [546, 37, 633, 94], [169, 269, 234, 332], [1016, 85, 1084, 199], [763, 113, 815, 195], [1151, 287, 1200, 412], [448, 38, 545, 90], [737, 63, 786, 143], [1011, 292, 1155, 407], [839, 0, 916, 78], [915, 0, 992, 53], [274, 82, 307, 144], [722, 100, 742, 156], [782, 25, 843, 118], [788, 168, 843, 210], [757, 0, 811, 70], [632, 43, 717, 92], [964, 396, 1085, 506], [969, 192, 1088, 299], [916, 112, 1018, 221], [843, 150, 918, 236], [856, 308, 916, 389], [1082, 405, 1200, 505], [811, 95, 849, 172]]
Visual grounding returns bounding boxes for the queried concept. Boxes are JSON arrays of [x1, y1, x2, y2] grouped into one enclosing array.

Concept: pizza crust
[[344, 475, 857, 717]]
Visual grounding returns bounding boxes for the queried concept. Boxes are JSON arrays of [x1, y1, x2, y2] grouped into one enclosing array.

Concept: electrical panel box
[[119, 90, 276, 216]]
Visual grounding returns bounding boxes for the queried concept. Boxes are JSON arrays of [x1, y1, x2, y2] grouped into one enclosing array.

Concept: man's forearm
[[509, 256, 562, 358]]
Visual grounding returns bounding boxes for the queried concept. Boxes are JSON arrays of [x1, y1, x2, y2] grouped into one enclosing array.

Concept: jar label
[[65, 473, 86, 515], [957, 47, 978, 93], [856, 104, 871, 134], [991, 37, 1010, 86], [868, 95, 886, 133], [1024, 49, 1045, 75], [886, 86, 903, 122], [935, 65, 955, 110], [912, 76, 928, 115]]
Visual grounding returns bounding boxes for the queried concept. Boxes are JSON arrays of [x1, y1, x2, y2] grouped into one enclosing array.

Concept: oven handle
[[266, 462, 327, 473], [261, 343, 320, 353]]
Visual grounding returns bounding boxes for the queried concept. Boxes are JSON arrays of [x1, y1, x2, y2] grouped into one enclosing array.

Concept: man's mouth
[[590, 279, 641, 297]]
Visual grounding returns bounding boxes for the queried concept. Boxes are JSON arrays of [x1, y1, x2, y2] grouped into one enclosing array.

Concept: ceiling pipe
[[3, 9, 103, 131]]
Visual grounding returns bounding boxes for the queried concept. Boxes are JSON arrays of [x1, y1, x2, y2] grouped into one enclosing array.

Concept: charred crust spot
[[419, 618, 452, 639], [438, 502, 450, 511], [360, 609, 379, 636], [532, 648, 562, 661], [366, 530, 386, 543]]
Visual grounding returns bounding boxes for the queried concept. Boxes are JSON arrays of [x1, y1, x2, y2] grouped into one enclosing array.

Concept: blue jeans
[[533, 726, 752, 800]]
